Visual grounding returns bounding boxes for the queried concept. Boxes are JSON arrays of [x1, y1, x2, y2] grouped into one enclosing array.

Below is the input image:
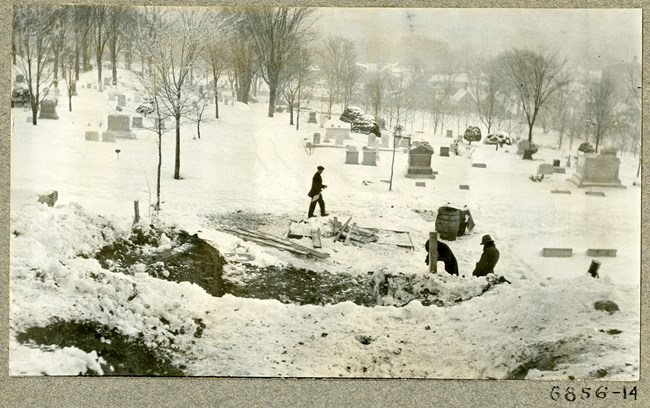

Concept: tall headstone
[[406, 144, 435, 178], [308, 111, 318, 124], [117, 94, 126, 107], [381, 133, 390, 148], [313, 132, 321, 145], [446, 129, 453, 138], [107, 114, 135, 139], [38, 99, 59, 120], [367, 133, 377, 147], [569, 152, 624, 188]]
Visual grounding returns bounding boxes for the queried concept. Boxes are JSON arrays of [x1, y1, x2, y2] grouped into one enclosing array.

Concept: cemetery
[[7, 5, 641, 389]]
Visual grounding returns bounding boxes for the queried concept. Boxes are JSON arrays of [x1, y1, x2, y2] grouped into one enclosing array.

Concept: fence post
[[133, 200, 140, 225], [429, 231, 438, 273]]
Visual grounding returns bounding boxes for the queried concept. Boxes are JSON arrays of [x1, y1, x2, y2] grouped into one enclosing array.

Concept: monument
[[85, 131, 99, 141], [308, 111, 318, 124], [569, 150, 624, 188], [326, 126, 350, 146], [345, 146, 359, 165], [38, 99, 59, 120], [106, 114, 135, 139], [102, 132, 116, 143], [361, 147, 377, 166], [132, 117, 143, 128], [405, 143, 435, 178]]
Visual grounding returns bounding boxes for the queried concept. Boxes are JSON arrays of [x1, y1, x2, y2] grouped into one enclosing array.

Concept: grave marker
[[308, 111, 318, 124], [542, 248, 573, 257], [586, 191, 606, 197], [132, 117, 143, 128], [472, 163, 487, 168], [459, 185, 470, 190], [551, 190, 571, 194], [117, 94, 126, 107], [107, 114, 135, 139], [553, 167, 566, 174], [345, 146, 359, 165], [104, 77, 112, 87], [406, 144, 435, 178], [38, 99, 59, 120], [439, 146, 450, 157], [85, 131, 99, 141], [361, 147, 377, 166], [102, 132, 116, 143], [569, 152, 624, 188], [415, 182, 426, 187], [586, 249, 617, 257], [537, 163, 554, 175]]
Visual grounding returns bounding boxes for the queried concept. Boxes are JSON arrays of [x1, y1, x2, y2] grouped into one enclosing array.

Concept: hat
[[480, 234, 495, 245], [317, 166, 325, 171]]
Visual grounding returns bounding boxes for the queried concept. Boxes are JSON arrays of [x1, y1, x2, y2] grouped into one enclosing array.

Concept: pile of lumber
[[221, 227, 329, 259], [329, 217, 378, 245]]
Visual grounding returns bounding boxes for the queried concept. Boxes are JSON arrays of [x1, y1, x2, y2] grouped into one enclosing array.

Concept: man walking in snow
[[307, 165, 329, 218], [472, 234, 500, 277], [424, 239, 459, 276]]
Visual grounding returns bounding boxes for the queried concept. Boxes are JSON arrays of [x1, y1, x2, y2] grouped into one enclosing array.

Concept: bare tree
[[472, 58, 503, 135], [623, 62, 641, 156], [280, 46, 316, 128], [134, 7, 212, 180], [319, 36, 359, 115], [363, 66, 388, 126], [240, 7, 314, 117], [230, 33, 256, 104], [14, 6, 57, 125], [497, 48, 572, 147], [91, 6, 111, 91], [584, 75, 616, 153], [205, 38, 229, 118]]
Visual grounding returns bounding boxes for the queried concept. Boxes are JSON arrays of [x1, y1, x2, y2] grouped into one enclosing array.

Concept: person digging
[[424, 239, 459, 276]]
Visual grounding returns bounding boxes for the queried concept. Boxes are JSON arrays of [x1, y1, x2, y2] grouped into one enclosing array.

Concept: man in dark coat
[[307, 166, 329, 218], [424, 239, 459, 276], [472, 234, 500, 277]]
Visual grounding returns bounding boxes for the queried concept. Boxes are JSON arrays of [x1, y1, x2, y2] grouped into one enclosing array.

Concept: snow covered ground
[[9, 69, 640, 379]]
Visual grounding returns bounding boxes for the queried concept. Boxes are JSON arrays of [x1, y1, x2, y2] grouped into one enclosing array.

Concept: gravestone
[[15, 74, 25, 83], [439, 146, 450, 157], [102, 132, 116, 143], [361, 147, 377, 166], [132, 117, 143, 128], [586, 249, 617, 257], [472, 163, 487, 168], [85, 131, 99, 141], [104, 77, 112, 87], [542, 248, 573, 257], [308, 111, 318, 124], [367, 133, 377, 147], [569, 152, 623, 188], [537, 163, 555, 175], [38, 99, 59, 120], [345, 146, 359, 165], [87, 83, 93, 89], [381, 133, 390, 148], [553, 167, 567, 174], [326, 127, 349, 146], [446, 130, 453, 138], [117, 94, 126, 107], [406, 144, 435, 178], [312, 132, 321, 145], [107, 114, 135, 139]]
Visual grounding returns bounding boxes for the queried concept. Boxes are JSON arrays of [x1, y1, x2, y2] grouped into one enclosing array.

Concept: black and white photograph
[[7, 4, 642, 383]]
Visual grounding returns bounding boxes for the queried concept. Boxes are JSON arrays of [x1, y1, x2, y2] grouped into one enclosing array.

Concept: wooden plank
[[238, 227, 329, 258], [333, 217, 353, 241], [225, 231, 310, 256]]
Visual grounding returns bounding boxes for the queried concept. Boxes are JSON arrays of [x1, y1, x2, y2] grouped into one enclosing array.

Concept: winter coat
[[472, 242, 500, 277], [424, 239, 459, 276], [308, 172, 325, 198]]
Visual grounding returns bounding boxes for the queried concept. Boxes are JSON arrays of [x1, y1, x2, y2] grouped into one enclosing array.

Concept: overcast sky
[[313, 8, 641, 70]]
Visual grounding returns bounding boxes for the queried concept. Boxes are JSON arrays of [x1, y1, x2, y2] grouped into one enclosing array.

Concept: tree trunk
[[156, 133, 162, 211], [289, 103, 294, 125], [31, 99, 38, 126], [197, 119, 201, 139], [528, 123, 534, 144], [74, 44, 80, 80], [111, 42, 118, 85], [174, 110, 181, 179], [97, 52, 103, 91], [68, 93, 72, 112], [267, 79, 277, 117]]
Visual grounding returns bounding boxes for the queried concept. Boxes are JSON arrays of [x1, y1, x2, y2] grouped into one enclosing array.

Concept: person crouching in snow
[[424, 239, 459, 276], [307, 165, 329, 218], [472, 234, 500, 277]]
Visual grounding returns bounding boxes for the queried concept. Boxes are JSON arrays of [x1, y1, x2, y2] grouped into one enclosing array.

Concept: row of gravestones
[[345, 146, 379, 166]]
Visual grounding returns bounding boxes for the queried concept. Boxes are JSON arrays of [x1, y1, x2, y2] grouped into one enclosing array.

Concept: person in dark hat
[[424, 239, 459, 276], [472, 234, 500, 277], [307, 165, 329, 218]]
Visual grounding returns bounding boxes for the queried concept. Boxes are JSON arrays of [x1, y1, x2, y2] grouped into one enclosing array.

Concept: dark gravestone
[[406, 144, 435, 178], [107, 114, 135, 139], [446, 129, 453, 138], [15, 74, 25, 83], [308, 111, 318, 124], [312, 132, 321, 145], [38, 99, 59, 120], [132, 117, 143, 128], [439, 146, 450, 157], [472, 163, 487, 168]]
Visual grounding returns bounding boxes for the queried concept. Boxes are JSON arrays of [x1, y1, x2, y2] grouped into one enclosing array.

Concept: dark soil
[[15, 320, 186, 376]]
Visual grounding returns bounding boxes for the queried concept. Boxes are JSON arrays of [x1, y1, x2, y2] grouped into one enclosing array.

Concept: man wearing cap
[[472, 234, 500, 277], [307, 165, 329, 218]]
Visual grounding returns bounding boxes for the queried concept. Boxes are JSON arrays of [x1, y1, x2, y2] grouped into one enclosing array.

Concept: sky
[[313, 8, 642, 69]]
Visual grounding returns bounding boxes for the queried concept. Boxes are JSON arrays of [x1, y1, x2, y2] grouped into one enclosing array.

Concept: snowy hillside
[[9, 69, 640, 379]]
